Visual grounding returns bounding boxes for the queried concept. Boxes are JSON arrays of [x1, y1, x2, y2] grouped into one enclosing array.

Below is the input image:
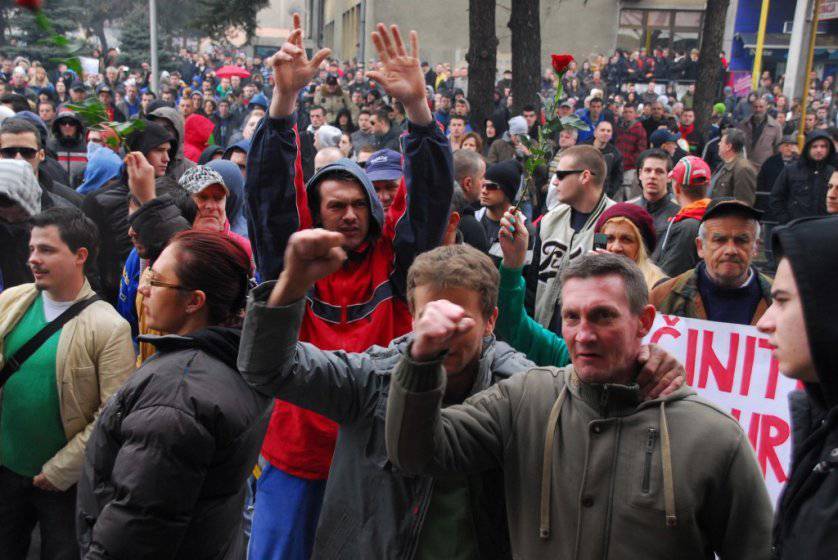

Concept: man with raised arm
[[244, 18, 454, 560]]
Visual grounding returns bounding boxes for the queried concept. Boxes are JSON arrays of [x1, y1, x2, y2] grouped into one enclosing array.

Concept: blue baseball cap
[[649, 128, 681, 147], [364, 149, 403, 182]]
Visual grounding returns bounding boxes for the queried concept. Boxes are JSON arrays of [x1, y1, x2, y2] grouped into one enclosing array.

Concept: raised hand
[[124, 151, 156, 205], [411, 300, 476, 362], [499, 209, 529, 269], [366, 24, 432, 125], [269, 13, 331, 117], [268, 229, 347, 306]]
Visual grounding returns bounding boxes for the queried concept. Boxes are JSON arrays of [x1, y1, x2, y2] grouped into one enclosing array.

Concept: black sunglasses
[[555, 169, 593, 180], [482, 181, 501, 191], [0, 147, 38, 159]]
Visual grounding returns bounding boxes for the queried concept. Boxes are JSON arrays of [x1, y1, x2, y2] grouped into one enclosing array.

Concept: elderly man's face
[[697, 215, 758, 288], [561, 274, 654, 384]]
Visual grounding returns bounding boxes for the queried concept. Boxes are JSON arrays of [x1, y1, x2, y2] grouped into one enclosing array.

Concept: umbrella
[[215, 65, 251, 80]]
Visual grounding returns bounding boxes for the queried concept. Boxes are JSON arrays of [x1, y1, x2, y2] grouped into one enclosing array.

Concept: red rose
[[551, 54, 574, 75], [16, 0, 41, 10]]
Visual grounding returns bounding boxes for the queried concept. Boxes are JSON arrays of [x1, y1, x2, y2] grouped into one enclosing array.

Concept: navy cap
[[365, 149, 403, 182], [649, 128, 680, 147]]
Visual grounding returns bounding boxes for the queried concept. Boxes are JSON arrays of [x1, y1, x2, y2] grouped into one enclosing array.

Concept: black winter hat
[[125, 120, 175, 158], [485, 159, 523, 203]]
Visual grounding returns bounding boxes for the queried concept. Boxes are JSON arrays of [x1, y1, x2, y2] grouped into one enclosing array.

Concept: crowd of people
[[0, 13, 837, 560]]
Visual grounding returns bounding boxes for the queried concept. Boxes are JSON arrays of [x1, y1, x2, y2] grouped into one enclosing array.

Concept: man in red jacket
[[245, 17, 453, 559]]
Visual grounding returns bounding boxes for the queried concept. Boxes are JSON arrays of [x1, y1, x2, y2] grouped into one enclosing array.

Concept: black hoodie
[[771, 215, 838, 559], [769, 130, 836, 225]]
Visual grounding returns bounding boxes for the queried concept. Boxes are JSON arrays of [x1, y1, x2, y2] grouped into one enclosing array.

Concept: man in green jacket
[[386, 251, 773, 560]]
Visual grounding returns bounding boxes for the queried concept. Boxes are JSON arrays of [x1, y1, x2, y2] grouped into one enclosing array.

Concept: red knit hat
[[594, 203, 657, 253]]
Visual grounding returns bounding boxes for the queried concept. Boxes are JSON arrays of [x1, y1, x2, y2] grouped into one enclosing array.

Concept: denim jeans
[[0, 466, 79, 560]]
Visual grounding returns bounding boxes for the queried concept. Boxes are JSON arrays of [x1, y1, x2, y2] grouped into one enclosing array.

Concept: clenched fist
[[268, 229, 347, 306], [411, 300, 476, 362]]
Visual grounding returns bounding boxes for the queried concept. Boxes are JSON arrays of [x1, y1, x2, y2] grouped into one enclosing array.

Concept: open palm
[[367, 24, 425, 106], [271, 13, 331, 98]]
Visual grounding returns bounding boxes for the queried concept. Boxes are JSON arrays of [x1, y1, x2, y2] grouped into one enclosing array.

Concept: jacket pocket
[[67, 365, 99, 422], [641, 427, 658, 494], [629, 426, 665, 511]]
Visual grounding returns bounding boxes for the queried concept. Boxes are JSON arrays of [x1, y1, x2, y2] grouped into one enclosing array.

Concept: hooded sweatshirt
[[247, 113, 453, 480], [769, 130, 836, 225], [183, 113, 216, 163], [76, 145, 122, 195], [206, 158, 248, 237], [47, 111, 87, 183], [771, 215, 838, 559], [147, 106, 195, 180], [0, 160, 42, 291]]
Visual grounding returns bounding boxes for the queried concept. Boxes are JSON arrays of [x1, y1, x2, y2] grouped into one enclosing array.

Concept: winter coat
[[385, 358, 774, 559], [614, 118, 647, 170], [656, 199, 709, 278], [771, 215, 838, 559], [77, 327, 272, 560], [76, 146, 122, 196], [183, 113, 216, 163], [712, 155, 758, 206], [756, 153, 797, 215], [486, 137, 517, 164], [0, 281, 135, 490], [238, 287, 529, 559], [584, 140, 624, 198], [739, 114, 783, 169], [628, 194, 679, 258], [246, 113, 453, 480], [314, 85, 353, 123], [769, 131, 836, 224], [147, 106, 195, 180], [650, 266, 772, 325]]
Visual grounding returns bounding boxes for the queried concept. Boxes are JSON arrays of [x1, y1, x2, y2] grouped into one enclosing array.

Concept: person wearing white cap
[[487, 115, 529, 164]]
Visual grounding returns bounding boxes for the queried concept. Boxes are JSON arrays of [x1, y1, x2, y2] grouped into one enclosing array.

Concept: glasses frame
[[147, 277, 192, 291], [0, 146, 39, 159], [554, 169, 593, 180]]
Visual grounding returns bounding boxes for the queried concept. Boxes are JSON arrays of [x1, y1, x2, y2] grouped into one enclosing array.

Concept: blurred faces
[[318, 179, 371, 251], [479, 179, 507, 210], [178, 96, 194, 117], [622, 105, 637, 122], [146, 142, 171, 177], [192, 184, 228, 231], [697, 216, 758, 288], [358, 112, 371, 132], [681, 109, 694, 126], [808, 138, 830, 162], [448, 118, 466, 138], [461, 136, 478, 151], [309, 108, 326, 129], [757, 258, 816, 382], [827, 170, 838, 214], [779, 141, 798, 160], [411, 285, 496, 378], [523, 110, 537, 128], [561, 275, 654, 385], [593, 121, 612, 145], [589, 100, 603, 118], [228, 149, 247, 177], [38, 102, 56, 123], [243, 112, 263, 140], [638, 156, 668, 202], [373, 180, 400, 212], [652, 103, 663, 118], [752, 99, 767, 117], [339, 133, 352, 157], [558, 129, 577, 149]]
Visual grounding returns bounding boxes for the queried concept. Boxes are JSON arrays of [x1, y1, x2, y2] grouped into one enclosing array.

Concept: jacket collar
[[567, 368, 642, 417]]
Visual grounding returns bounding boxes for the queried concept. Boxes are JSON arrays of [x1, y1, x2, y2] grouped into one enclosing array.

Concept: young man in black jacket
[[757, 215, 838, 558]]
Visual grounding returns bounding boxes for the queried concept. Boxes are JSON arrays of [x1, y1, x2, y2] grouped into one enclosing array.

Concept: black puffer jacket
[[769, 131, 836, 225], [771, 216, 838, 559], [77, 327, 272, 560]]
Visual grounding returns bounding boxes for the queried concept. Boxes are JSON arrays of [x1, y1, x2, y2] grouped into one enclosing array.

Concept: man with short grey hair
[[651, 198, 772, 325], [453, 148, 485, 204], [711, 128, 758, 205], [385, 250, 773, 559]]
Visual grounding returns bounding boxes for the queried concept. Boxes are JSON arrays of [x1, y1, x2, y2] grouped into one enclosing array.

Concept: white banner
[[79, 57, 100, 78], [644, 314, 799, 506]]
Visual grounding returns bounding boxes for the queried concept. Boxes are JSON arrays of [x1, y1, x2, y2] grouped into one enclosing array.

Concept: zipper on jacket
[[642, 428, 658, 494]]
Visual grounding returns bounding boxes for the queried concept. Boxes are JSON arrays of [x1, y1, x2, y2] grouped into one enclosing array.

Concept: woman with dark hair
[[77, 230, 272, 559], [332, 107, 357, 133], [482, 118, 498, 156]]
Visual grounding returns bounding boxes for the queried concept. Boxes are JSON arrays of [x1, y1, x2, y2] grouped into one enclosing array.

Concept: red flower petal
[[551, 54, 574, 75], [16, 0, 41, 10]]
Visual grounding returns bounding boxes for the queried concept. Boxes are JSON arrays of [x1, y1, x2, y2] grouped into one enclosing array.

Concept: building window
[[617, 9, 704, 54]]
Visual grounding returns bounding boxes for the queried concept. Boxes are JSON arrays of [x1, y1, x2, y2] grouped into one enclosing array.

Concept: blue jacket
[[116, 248, 141, 347], [575, 107, 605, 143], [77, 146, 123, 195]]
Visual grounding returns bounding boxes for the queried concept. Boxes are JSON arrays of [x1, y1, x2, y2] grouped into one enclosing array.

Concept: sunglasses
[[0, 147, 38, 159], [482, 182, 501, 191], [555, 169, 592, 180]]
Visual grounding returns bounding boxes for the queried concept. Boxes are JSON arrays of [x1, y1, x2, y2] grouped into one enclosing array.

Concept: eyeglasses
[[0, 147, 38, 159], [146, 272, 192, 291], [482, 182, 501, 191], [555, 169, 592, 180]]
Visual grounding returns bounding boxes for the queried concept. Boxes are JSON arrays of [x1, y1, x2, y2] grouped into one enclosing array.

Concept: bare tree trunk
[[467, 0, 497, 135], [93, 21, 109, 52], [508, 0, 541, 115], [694, 0, 730, 137]]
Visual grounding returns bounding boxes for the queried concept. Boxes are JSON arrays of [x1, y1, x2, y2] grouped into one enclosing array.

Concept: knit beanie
[[485, 159, 522, 203], [594, 202, 657, 253]]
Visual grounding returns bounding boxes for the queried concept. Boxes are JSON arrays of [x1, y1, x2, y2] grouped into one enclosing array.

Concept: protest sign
[[644, 314, 798, 506]]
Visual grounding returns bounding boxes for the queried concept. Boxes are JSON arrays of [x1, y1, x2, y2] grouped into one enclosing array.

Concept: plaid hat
[[701, 197, 763, 223], [365, 149, 403, 182], [178, 165, 229, 195], [594, 202, 657, 253], [669, 156, 711, 188], [0, 159, 41, 217]]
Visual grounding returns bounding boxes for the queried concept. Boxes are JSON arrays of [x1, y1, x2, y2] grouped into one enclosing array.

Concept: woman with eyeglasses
[[77, 229, 272, 559]]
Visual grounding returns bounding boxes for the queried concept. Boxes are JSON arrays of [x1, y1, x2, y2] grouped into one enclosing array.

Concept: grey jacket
[[386, 359, 774, 560], [238, 283, 534, 559]]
